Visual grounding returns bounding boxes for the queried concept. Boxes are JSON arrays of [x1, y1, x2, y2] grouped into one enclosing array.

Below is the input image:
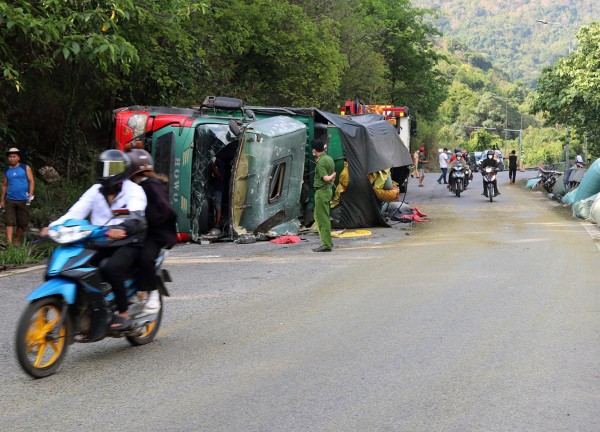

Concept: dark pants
[[437, 168, 447, 183], [509, 167, 517, 183], [92, 245, 140, 313], [4, 199, 29, 228], [137, 238, 163, 292]]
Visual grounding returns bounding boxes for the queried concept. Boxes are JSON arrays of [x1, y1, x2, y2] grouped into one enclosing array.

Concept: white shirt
[[439, 152, 448, 168], [50, 180, 147, 227]]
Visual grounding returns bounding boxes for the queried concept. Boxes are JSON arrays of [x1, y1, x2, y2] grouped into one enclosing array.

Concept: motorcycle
[[482, 166, 499, 202], [449, 165, 466, 197], [537, 167, 562, 193], [15, 219, 171, 378]]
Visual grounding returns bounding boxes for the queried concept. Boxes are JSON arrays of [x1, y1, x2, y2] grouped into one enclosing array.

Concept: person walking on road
[[1, 147, 35, 245], [312, 138, 336, 252], [417, 147, 428, 187], [508, 150, 518, 184], [437, 148, 448, 184]]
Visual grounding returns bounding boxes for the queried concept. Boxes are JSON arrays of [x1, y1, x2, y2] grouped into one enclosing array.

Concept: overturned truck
[[113, 97, 412, 242]]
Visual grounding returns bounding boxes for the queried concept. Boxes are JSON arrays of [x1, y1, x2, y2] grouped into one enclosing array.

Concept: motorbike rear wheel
[[16, 297, 71, 378], [126, 294, 163, 346]]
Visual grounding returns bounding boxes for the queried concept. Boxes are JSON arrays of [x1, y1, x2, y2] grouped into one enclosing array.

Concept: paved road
[[1, 172, 598, 431]]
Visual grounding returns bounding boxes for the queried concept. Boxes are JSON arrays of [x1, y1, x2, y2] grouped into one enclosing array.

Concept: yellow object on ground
[[331, 229, 372, 238]]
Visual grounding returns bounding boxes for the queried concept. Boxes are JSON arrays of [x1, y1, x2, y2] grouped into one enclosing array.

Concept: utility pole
[[565, 126, 570, 170], [519, 115, 524, 171], [584, 130, 588, 163]]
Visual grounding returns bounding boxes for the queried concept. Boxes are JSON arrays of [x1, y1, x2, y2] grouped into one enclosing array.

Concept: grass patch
[[0, 241, 55, 266]]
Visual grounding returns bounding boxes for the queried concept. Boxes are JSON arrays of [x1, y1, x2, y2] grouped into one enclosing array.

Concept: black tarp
[[314, 110, 412, 229]]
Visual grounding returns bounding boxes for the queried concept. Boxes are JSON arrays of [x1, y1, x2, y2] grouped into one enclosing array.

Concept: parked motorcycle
[[15, 219, 171, 378], [449, 165, 466, 197], [482, 166, 499, 202], [537, 167, 562, 193]]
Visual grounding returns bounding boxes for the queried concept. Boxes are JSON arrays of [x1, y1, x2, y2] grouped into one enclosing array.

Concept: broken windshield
[[190, 123, 239, 241]]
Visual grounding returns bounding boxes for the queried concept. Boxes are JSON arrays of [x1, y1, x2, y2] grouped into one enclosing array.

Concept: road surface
[[1, 171, 598, 431]]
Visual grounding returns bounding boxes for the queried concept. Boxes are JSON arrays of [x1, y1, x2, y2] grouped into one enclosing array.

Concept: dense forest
[[412, 0, 600, 87], [0, 0, 446, 179], [0, 0, 598, 182], [410, 0, 600, 167]]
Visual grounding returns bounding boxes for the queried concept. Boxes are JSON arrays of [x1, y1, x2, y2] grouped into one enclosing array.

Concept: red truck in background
[[340, 100, 413, 151]]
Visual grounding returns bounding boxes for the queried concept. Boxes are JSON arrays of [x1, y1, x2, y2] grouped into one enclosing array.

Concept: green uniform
[[313, 153, 335, 249]]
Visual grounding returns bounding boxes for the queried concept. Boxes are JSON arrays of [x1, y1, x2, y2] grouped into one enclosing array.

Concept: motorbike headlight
[[48, 226, 92, 244]]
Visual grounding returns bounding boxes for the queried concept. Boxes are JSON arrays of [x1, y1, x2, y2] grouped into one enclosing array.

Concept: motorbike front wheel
[[15, 297, 71, 378], [456, 181, 462, 197], [488, 184, 494, 202], [126, 294, 163, 346]]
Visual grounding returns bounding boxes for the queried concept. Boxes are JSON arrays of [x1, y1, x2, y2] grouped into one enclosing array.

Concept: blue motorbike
[[15, 219, 171, 378]]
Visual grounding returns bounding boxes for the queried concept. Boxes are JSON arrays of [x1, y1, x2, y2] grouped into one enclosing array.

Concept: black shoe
[[482, 193, 488, 197], [313, 246, 332, 252], [443, 182, 448, 184], [437, 179, 442, 184]]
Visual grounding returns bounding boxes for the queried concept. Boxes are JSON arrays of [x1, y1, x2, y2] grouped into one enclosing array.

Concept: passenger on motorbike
[[447, 152, 468, 191], [40, 150, 147, 330], [448, 147, 462, 164], [125, 146, 177, 314], [480, 150, 500, 197]]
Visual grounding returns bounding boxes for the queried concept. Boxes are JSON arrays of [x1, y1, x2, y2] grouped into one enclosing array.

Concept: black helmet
[[454, 147, 461, 154], [487, 150, 495, 156], [127, 148, 154, 177], [96, 149, 131, 187]]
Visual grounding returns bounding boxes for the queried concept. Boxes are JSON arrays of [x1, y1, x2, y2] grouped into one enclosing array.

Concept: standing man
[[412, 148, 419, 178], [417, 147, 428, 187], [1, 148, 35, 245], [437, 148, 448, 184], [312, 138, 336, 252], [508, 150, 518, 184]]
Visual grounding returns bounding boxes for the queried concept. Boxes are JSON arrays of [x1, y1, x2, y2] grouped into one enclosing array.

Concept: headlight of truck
[[127, 114, 148, 138]]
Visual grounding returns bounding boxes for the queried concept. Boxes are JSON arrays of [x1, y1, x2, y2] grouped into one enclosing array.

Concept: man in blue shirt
[[1, 148, 35, 245]]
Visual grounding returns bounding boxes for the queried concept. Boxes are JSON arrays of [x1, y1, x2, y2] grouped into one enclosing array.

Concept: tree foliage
[[0, 0, 448, 173], [531, 22, 600, 155]]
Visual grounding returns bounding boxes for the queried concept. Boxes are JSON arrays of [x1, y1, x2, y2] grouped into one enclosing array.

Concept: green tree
[[531, 22, 600, 155], [0, 0, 142, 175]]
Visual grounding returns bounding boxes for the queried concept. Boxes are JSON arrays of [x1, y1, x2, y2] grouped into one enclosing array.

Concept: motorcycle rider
[[480, 150, 500, 197], [125, 146, 177, 314], [40, 150, 147, 330], [447, 151, 468, 192], [448, 147, 461, 163]]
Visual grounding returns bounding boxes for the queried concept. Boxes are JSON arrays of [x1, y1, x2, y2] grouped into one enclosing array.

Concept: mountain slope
[[413, 0, 600, 86]]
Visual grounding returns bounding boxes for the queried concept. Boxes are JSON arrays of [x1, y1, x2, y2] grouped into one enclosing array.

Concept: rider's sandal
[[110, 315, 132, 331]]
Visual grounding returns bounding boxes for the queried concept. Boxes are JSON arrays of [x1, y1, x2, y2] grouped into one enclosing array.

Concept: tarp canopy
[[314, 110, 412, 228]]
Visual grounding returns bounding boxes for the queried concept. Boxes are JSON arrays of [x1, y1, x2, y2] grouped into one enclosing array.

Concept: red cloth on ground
[[400, 214, 429, 222], [411, 206, 427, 217], [270, 235, 302, 244]]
